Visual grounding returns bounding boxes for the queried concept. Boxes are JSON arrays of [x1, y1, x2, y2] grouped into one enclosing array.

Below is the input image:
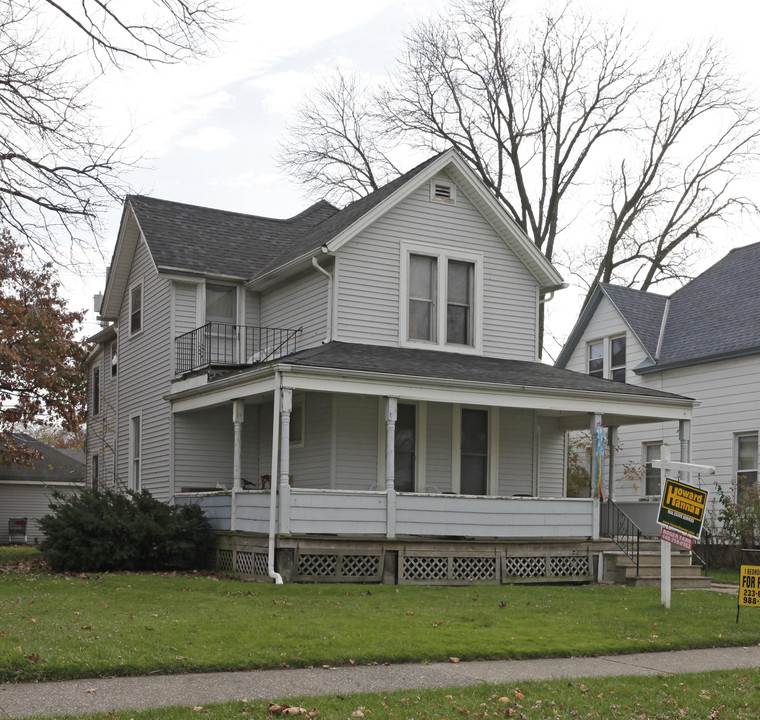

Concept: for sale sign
[[739, 565, 760, 607], [657, 478, 708, 539]]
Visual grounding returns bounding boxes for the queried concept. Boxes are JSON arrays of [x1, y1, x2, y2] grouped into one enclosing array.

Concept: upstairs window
[[110, 340, 117, 376], [130, 282, 142, 335], [587, 335, 626, 382], [92, 367, 100, 416], [404, 245, 481, 351], [736, 433, 758, 498]]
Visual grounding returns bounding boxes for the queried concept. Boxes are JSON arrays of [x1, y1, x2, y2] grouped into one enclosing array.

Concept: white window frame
[[400, 242, 483, 353], [92, 366, 100, 416], [735, 431, 758, 498], [129, 412, 142, 492], [452, 405, 497, 496], [129, 280, 144, 337], [587, 334, 626, 382], [642, 441, 663, 498]]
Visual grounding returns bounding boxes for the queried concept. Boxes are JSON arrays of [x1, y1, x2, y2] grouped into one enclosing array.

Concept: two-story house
[[556, 242, 760, 536], [86, 149, 696, 584]]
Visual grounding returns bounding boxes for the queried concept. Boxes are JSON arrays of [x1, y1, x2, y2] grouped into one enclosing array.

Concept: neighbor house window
[[587, 335, 626, 382], [404, 246, 481, 350], [92, 367, 100, 416], [130, 282, 142, 335], [130, 415, 141, 492], [644, 442, 662, 496], [736, 433, 758, 498]]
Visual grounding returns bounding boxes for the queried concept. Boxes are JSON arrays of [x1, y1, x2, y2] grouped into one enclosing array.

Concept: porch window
[[736, 433, 758, 498], [394, 403, 416, 492], [130, 282, 142, 335], [644, 442, 662, 496], [460, 408, 488, 495], [404, 245, 481, 350]]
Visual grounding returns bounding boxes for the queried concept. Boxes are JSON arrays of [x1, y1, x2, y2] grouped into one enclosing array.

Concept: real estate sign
[[657, 478, 708, 539], [739, 565, 760, 607]]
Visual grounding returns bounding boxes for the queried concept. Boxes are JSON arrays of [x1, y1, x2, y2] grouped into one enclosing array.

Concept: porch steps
[[604, 548, 712, 589]]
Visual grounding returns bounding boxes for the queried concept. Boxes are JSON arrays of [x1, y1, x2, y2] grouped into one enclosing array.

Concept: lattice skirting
[[503, 554, 591, 583], [214, 546, 269, 579], [294, 551, 383, 582]]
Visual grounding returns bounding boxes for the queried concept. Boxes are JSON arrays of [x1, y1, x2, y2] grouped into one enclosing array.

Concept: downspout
[[312, 252, 333, 343], [267, 370, 284, 584]]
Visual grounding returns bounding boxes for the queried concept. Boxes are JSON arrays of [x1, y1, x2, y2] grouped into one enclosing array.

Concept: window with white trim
[[403, 245, 481, 350], [129, 282, 143, 335], [394, 403, 417, 492], [460, 408, 489, 495], [130, 415, 142, 492], [587, 335, 626, 382], [92, 454, 99, 492], [736, 432, 758, 498], [92, 367, 100, 416], [643, 442, 662, 496]]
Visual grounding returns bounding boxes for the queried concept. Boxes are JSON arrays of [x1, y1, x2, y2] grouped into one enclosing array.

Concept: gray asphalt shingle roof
[[599, 283, 668, 360], [128, 153, 445, 282], [2, 434, 85, 482], [276, 342, 688, 401]]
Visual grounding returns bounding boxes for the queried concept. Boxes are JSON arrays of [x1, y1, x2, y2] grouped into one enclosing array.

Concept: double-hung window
[[736, 432, 758, 498], [643, 442, 662, 496], [404, 246, 481, 350], [92, 367, 100, 416], [130, 282, 143, 335], [587, 335, 626, 382]]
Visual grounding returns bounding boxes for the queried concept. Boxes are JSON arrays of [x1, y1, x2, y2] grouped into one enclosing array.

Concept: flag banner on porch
[[594, 424, 607, 499]]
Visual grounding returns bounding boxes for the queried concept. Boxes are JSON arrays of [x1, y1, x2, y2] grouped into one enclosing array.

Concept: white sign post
[[652, 449, 715, 609]]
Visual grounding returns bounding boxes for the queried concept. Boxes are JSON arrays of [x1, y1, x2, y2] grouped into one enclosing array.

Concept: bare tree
[[279, 0, 760, 350], [0, 0, 228, 264], [279, 71, 400, 206]]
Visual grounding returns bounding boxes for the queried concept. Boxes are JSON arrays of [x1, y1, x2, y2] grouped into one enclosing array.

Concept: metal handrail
[[601, 499, 642, 576], [175, 323, 301, 374]]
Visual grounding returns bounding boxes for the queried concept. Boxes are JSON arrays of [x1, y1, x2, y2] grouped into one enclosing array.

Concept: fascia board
[[635, 345, 760, 375]]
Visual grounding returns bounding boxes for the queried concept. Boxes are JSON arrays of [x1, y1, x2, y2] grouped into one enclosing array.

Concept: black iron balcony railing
[[175, 322, 301, 374]]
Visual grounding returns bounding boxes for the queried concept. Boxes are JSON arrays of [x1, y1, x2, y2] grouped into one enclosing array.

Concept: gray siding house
[[87, 150, 695, 583], [556, 242, 760, 535]]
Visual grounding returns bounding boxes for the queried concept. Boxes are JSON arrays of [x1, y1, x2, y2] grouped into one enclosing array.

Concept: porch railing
[[600, 499, 641, 576], [175, 323, 301, 374]]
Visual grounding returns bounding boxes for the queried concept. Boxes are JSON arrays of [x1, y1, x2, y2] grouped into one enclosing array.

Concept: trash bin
[[8, 517, 27, 544]]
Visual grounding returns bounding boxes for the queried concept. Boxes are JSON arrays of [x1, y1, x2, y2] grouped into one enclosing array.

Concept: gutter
[[312, 252, 333, 343], [267, 370, 284, 584]]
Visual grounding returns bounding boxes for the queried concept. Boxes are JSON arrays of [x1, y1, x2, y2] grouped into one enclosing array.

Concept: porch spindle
[[279, 388, 293, 534], [385, 397, 397, 539]]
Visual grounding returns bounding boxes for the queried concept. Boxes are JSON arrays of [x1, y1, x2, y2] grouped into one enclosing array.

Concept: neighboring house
[[86, 149, 695, 584], [0, 434, 85, 544], [556, 242, 760, 534]]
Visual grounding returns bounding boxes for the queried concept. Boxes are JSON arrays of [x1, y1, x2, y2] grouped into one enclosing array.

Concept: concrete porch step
[[626, 574, 714, 589]]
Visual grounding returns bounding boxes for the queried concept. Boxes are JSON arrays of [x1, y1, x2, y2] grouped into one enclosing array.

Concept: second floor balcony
[[175, 323, 301, 375]]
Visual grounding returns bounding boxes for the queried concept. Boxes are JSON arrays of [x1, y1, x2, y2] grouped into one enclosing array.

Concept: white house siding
[[498, 408, 535, 496], [425, 402, 453, 492], [334, 173, 540, 361], [86, 343, 118, 489], [0, 482, 82, 544], [538, 418, 567, 498], [245, 288, 260, 328], [116, 237, 173, 500], [173, 405, 260, 490], [335, 395, 379, 490], [290, 392, 332, 488], [260, 269, 328, 352]]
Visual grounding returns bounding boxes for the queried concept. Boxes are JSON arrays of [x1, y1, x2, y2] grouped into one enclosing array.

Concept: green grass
[[0, 545, 43, 565], [709, 567, 740, 585], [21, 668, 760, 720], [2, 571, 760, 684]]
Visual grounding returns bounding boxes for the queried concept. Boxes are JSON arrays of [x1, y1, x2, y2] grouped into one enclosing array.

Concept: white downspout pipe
[[267, 371, 283, 584], [312, 254, 333, 343]]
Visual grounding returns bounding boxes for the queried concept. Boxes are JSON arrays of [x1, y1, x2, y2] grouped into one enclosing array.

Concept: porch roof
[[169, 342, 695, 426]]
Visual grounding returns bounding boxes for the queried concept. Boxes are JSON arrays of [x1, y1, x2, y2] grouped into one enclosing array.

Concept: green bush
[[39, 488, 213, 572]]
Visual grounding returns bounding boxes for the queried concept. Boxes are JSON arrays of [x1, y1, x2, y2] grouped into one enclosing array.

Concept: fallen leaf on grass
[[449, 657, 460, 663], [81, 625, 92, 630], [268, 702, 317, 716], [25, 653, 39, 664]]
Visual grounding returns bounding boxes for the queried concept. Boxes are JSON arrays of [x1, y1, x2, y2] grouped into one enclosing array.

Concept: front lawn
[[2, 571, 759, 684]]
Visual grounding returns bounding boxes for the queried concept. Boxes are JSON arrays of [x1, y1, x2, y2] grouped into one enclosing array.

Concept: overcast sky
[[70, 0, 760, 348]]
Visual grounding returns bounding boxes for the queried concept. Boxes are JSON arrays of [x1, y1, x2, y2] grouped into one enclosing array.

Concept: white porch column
[[231, 399, 244, 531], [385, 397, 397, 539], [278, 388, 293, 534], [679, 420, 691, 482]]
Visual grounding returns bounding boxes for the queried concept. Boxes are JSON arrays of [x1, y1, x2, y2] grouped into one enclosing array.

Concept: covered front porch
[[168, 342, 695, 583]]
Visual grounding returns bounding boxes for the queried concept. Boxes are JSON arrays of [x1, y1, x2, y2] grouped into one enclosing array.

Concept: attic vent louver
[[430, 181, 456, 204]]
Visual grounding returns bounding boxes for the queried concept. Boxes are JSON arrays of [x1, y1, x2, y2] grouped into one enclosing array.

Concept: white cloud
[[177, 126, 235, 151]]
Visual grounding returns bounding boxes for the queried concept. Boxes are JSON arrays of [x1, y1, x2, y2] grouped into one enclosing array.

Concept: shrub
[[39, 488, 213, 572]]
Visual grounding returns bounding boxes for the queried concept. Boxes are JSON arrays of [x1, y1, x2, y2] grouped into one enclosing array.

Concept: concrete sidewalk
[[1, 646, 760, 719]]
